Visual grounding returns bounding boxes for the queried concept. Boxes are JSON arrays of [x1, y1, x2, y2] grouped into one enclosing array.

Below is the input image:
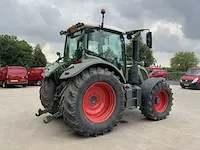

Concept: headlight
[[180, 79, 183, 82], [192, 77, 199, 83]]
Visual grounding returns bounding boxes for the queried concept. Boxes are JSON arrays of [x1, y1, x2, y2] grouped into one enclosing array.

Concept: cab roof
[[83, 23, 126, 34], [66, 22, 126, 34]]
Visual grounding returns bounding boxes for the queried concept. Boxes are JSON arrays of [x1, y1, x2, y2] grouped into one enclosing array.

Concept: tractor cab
[[62, 23, 125, 67], [58, 9, 152, 84]]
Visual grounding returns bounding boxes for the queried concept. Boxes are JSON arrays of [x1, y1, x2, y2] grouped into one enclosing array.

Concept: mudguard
[[59, 58, 126, 83], [140, 77, 166, 107]]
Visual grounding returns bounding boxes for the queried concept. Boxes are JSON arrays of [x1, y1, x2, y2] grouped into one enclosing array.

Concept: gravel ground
[[0, 84, 200, 150]]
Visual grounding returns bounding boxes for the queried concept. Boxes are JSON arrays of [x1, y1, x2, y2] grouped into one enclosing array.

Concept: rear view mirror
[[56, 52, 61, 58], [146, 32, 152, 48], [56, 52, 63, 62], [127, 34, 132, 40]]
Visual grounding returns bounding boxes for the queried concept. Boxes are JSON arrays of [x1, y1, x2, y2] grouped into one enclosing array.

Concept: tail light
[[23, 75, 28, 79]]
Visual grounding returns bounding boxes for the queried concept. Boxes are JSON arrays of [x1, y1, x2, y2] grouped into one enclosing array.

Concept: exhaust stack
[[128, 40, 139, 85], [101, 8, 105, 28]]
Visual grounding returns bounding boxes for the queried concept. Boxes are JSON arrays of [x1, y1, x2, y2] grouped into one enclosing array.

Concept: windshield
[[185, 69, 200, 75], [64, 30, 84, 60], [63, 28, 124, 67], [8, 67, 27, 76], [87, 29, 124, 66]]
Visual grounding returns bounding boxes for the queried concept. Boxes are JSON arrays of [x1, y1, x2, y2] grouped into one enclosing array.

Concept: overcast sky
[[1, 0, 200, 67]]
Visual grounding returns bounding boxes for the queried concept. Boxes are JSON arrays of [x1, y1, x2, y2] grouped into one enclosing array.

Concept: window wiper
[[84, 49, 100, 57], [84, 49, 108, 60], [84, 49, 96, 55], [85, 49, 106, 57], [71, 48, 100, 60]]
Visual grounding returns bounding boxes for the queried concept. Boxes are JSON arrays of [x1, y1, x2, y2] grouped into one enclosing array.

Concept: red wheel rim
[[83, 82, 116, 123], [154, 90, 169, 113]]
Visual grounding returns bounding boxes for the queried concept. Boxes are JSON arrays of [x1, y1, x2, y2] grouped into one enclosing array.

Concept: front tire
[[39, 77, 57, 114], [61, 67, 125, 137], [180, 83, 185, 89], [141, 81, 173, 121]]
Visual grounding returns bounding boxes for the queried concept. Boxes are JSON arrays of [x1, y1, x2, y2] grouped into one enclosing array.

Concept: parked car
[[0, 66, 28, 88], [27, 67, 45, 86], [180, 66, 200, 89], [147, 67, 161, 73], [147, 67, 167, 78]]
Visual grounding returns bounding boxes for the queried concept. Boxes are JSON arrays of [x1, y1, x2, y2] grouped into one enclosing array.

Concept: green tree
[[0, 35, 33, 67], [170, 51, 200, 71], [125, 33, 156, 67], [31, 44, 47, 67]]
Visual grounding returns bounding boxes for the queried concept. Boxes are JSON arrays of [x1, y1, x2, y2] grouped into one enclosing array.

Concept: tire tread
[[61, 67, 125, 137]]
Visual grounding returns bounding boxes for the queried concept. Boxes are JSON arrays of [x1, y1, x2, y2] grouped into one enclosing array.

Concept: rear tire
[[60, 67, 125, 137], [141, 81, 173, 121], [39, 77, 57, 114]]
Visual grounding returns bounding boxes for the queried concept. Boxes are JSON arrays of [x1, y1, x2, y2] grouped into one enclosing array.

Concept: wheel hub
[[154, 90, 169, 113], [83, 82, 117, 123], [90, 95, 98, 104], [155, 98, 161, 104]]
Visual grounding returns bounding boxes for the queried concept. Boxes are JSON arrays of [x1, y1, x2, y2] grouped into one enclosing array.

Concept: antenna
[[101, 8, 105, 28]]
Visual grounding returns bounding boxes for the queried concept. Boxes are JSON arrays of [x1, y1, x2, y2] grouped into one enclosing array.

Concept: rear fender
[[59, 59, 126, 83], [140, 77, 166, 107]]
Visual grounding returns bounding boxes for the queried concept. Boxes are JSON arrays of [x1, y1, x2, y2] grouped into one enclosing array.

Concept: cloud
[[42, 43, 58, 63], [0, 0, 200, 66], [0, 0, 66, 43]]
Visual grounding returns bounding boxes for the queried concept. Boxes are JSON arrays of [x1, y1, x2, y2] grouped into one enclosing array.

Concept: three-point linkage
[[35, 108, 49, 117], [35, 108, 61, 124]]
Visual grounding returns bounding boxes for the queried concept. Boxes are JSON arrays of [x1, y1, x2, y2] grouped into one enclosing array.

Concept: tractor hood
[[44, 61, 71, 77]]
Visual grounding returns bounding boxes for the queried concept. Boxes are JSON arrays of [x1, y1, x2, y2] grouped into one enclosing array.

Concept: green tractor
[[36, 9, 173, 137]]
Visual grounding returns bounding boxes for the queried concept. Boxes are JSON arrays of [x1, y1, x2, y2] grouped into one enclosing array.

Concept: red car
[[27, 67, 45, 86], [180, 66, 200, 89], [0, 66, 28, 88], [147, 67, 167, 78]]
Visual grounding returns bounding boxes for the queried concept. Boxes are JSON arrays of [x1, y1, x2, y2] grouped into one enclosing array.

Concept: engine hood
[[44, 61, 72, 77], [181, 75, 199, 80]]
